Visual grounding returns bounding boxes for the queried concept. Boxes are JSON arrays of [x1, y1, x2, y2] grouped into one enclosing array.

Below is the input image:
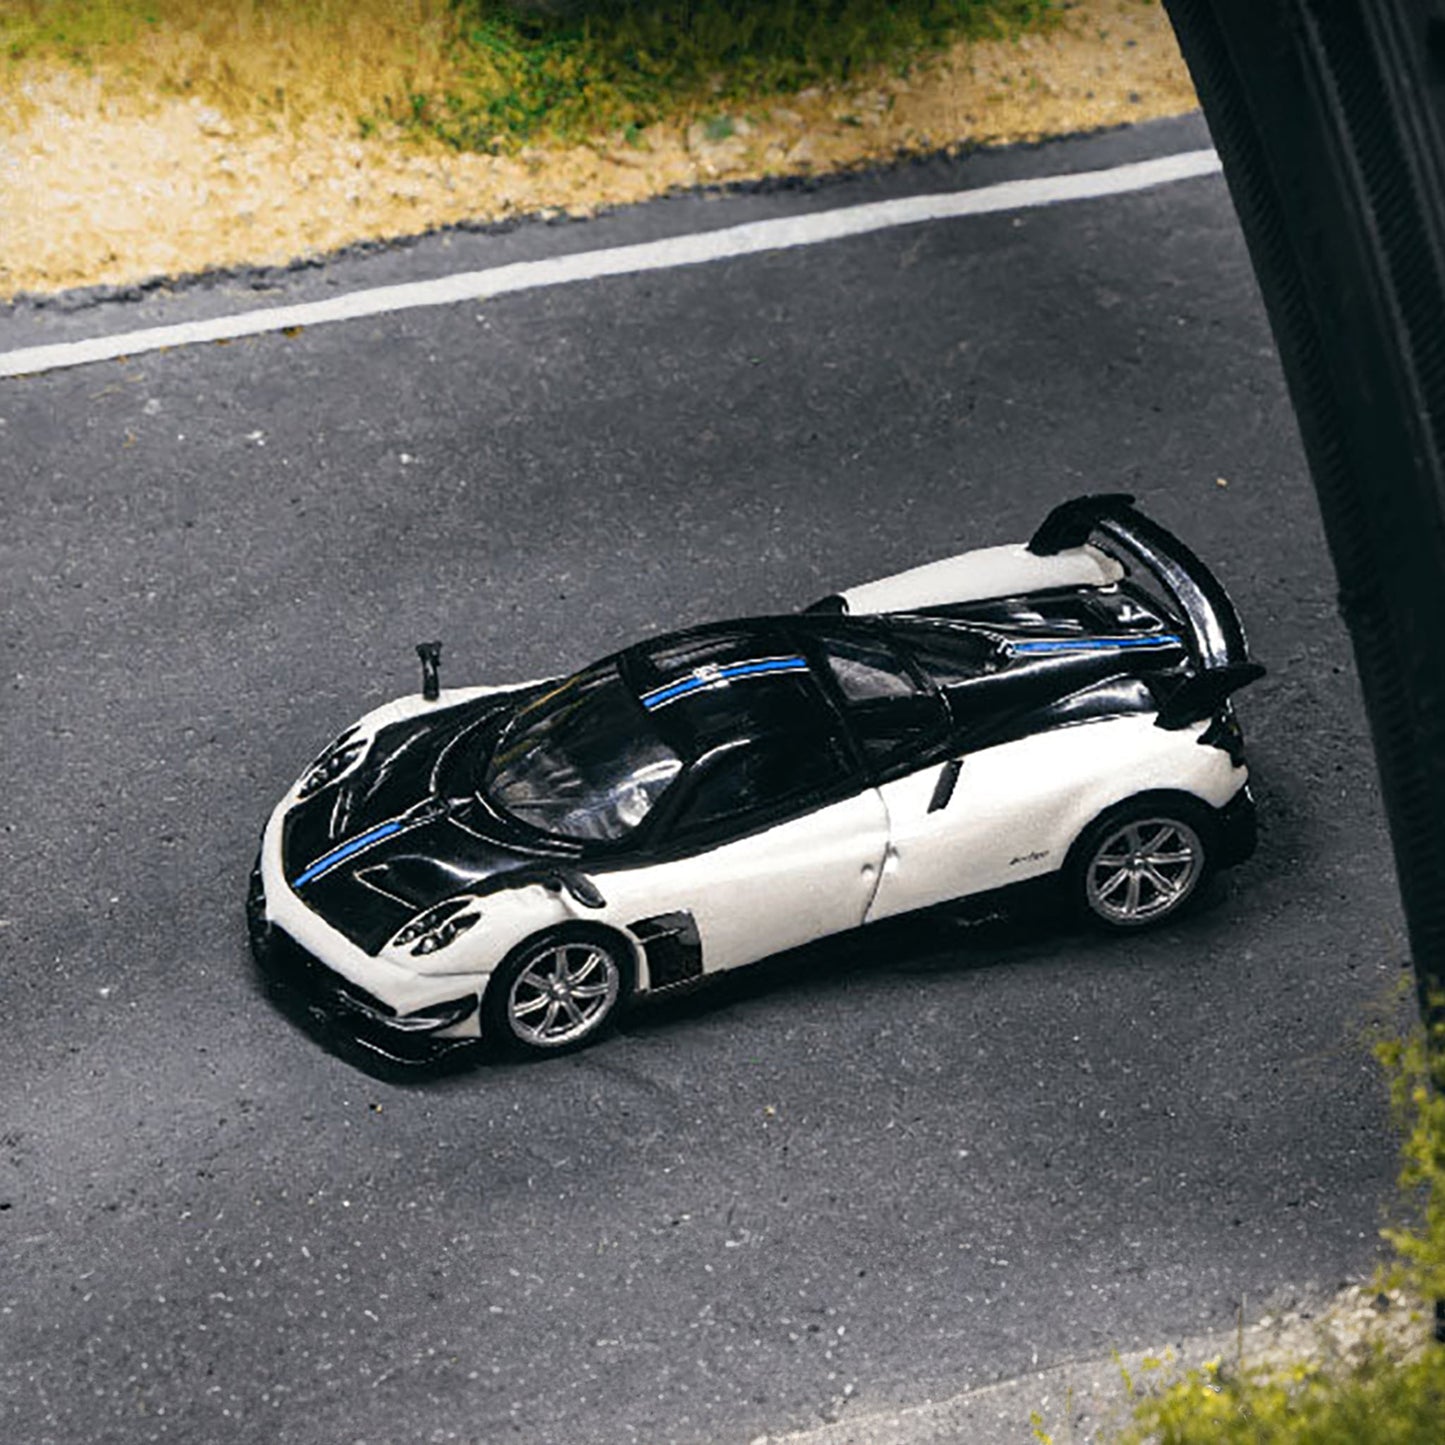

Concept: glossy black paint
[[283, 691, 507, 871], [1096, 513, 1251, 668], [957, 674, 1160, 754], [629, 911, 704, 991], [248, 860, 478, 1061], [928, 757, 963, 812], [1027, 494, 1258, 671], [1027, 492, 1140, 554], [302, 808, 567, 954], [282, 683, 580, 954], [1214, 783, 1259, 869], [416, 641, 442, 701], [1155, 661, 1268, 729], [915, 586, 1167, 640]]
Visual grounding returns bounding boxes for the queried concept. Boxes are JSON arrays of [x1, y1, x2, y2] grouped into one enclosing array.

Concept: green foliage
[[422, 0, 1062, 151], [1119, 1349, 1445, 1444], [1114, 1010, 1445, 1444], [1, 1, 1062, 147], [1378, 1014, 1445, 1302], [1, 0, 150, 63]]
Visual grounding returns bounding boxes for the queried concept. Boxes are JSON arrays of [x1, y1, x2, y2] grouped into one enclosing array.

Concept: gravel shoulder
[[0, 0, 1196, 300], [758, 1286, 1432, 1444]]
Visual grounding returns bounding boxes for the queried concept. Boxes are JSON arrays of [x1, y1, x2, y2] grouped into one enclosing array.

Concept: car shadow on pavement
[[619, 889, 1070, 1036], [611, 872, 1241, 1045]]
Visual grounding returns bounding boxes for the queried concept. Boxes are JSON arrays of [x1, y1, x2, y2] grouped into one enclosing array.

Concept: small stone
[[193, 105, 234, 139]]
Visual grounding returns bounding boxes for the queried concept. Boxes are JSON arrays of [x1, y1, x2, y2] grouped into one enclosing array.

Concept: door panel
[[607, 791, 890, 975], [866, 718, 1171, 924]]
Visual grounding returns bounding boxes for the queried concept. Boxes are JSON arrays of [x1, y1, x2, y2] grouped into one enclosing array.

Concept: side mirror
[[538, 868, 607, 910], [416, 640, 442, 701]]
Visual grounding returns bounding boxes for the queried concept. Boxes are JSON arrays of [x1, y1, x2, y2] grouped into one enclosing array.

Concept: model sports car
[[248, 494, 1262, 1061]]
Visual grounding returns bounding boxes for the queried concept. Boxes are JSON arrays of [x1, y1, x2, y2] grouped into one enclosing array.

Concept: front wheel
[[1067, 801, 1213, 929], [484, 929, 629, 1056]]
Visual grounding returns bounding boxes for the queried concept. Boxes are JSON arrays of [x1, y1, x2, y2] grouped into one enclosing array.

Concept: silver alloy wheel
[[1084, 816, 1205, 925], [507, 941, 621, 1048]]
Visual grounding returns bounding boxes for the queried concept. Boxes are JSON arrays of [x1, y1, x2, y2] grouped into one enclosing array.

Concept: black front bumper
[[247, 860, 479, 1064]]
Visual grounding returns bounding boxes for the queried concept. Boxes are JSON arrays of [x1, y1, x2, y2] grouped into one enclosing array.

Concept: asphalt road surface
[[1, 113, 1411, 1445]]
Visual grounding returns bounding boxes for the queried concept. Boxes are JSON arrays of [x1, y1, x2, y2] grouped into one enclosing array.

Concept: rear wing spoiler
[[1029, 493, 1265, 721]]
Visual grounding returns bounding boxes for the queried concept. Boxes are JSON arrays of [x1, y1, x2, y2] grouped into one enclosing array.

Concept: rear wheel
[[484, 928, 629, 1056], [1068, 800, 1213, 929]]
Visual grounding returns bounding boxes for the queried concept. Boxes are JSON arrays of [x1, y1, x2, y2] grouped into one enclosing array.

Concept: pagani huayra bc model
[[249, 494, 1262, 1060]]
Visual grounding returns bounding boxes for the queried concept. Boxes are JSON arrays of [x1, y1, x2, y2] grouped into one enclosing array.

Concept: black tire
[[482, 926, 632, 1057], [1065, 795, 1217, 931]]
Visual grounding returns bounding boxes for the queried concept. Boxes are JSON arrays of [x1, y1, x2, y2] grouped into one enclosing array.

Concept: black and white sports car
[[248, 495, 1262, 1061]]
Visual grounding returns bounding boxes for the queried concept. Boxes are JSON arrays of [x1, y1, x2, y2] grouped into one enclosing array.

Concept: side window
[[821, 633, 949, 770], [826, 634, 918, 702], [671, 732, 852, 836]]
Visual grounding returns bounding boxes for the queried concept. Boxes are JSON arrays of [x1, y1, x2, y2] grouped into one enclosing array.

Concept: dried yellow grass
[[1, 0, 458, 125], [0, 0, 1198, 299]]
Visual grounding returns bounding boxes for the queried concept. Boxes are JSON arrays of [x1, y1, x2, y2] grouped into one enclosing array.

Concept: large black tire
[[482, 926, 632, 1057], [1064, 795, 1218, 931]]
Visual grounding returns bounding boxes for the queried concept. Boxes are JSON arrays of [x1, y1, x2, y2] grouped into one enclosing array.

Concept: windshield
[[484, 664, 683, 842]]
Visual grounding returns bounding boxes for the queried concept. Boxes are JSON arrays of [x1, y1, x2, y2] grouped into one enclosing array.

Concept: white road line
[[0, 148, 1220, 379]]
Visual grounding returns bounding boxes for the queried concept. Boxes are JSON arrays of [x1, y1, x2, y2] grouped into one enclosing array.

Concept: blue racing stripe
[[641, 655, 809, 710], [292, 820, 405, 888], [1010, 634, 1183, 655]]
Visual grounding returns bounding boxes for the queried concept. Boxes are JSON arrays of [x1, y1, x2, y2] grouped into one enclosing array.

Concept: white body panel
[[592, 790, 890, 975], [837, 543, 1123, 615], [868, 714, 1244, 924]]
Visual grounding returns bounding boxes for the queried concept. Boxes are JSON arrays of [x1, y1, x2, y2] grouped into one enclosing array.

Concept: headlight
[[392, 897, 483, 956], [412, 913, 480, 955], [298, 727, 367, 798]]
